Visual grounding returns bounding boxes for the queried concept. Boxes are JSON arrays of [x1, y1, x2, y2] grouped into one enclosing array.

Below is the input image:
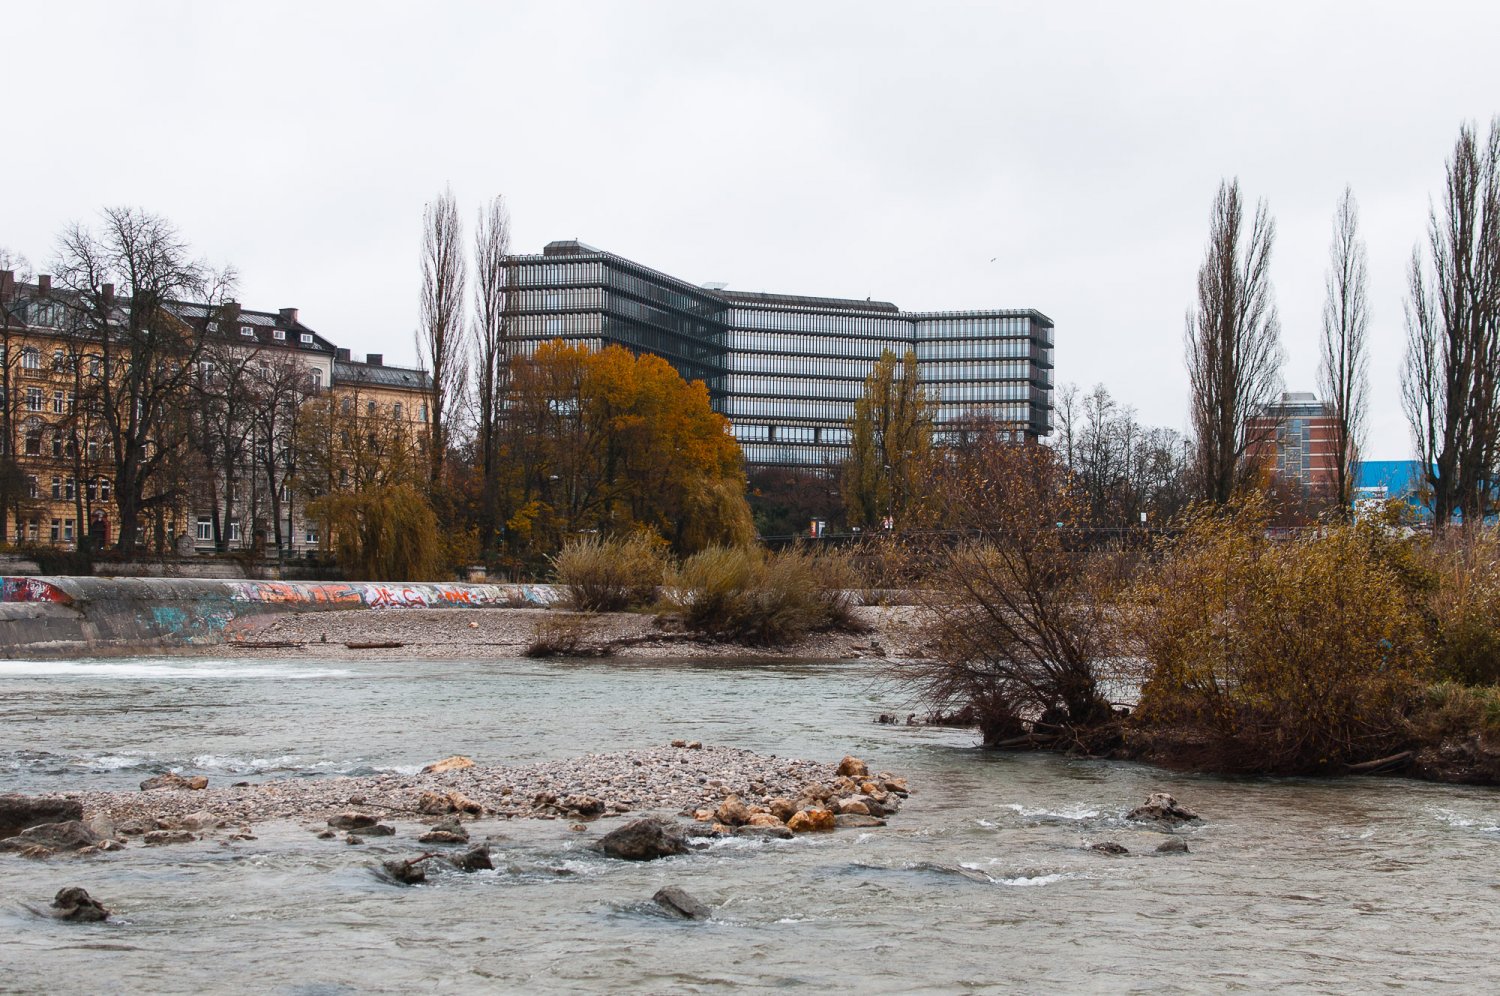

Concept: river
[[2, 655, 1499, 993]]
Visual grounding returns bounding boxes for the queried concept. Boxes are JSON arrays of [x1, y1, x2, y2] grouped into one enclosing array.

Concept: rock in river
[[1126, 793, 1202, 825], [328, 813, 379, 831], [421, 755, 475, 774], [0, 795, 84, 840], [49, 887, 110, 922], [653, 886, 710, 920], [0, 821, 102, 856], [448, 845, 494, 872], [1155, 837, 1190, 855], [596, 817, 692, 861]]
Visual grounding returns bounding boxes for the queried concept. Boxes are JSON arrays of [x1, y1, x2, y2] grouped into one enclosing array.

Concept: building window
[[279, 483, 290, 502], [64, 477, 75, 500], [51, 432, 63, 458], [100, 478, 111, 501], [50, 519, 60, 542], [392, 402, 402, 419], [304, 526, 319, 544], [196, 517, 213, 542], [227, 520, 242, 542], [273, 328, 286, 341], [21, 347, 40, 370], [338, 468, 349, 486], [63, 519, 74, 542], [51, 477, 61, 499], [310, 369, 322, 392], [26, 519, 38, 542], [52, 350, 65, 372], [420, 404, 428, 422], [27, 476, 38, 499], [340, 397, 352, 415], [52, 389, 65, 414], [300, 333, 313, 344], [26, 387, 42, 411], [88, 355, 102, 378], [240, 325, 255, 337], [366, 400, 376, 416]]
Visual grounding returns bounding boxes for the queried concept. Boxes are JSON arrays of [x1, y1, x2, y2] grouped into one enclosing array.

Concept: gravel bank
[[66, 744, 899, 834], [219, 605, 925, 662]]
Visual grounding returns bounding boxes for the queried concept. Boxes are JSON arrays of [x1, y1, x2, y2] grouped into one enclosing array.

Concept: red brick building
[[1245, 392, 1341, 502]]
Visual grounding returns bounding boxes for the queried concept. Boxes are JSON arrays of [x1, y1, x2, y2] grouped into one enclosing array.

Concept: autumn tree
[[54, 208, 233, 552], [1319, 187, 1370, 517], [499, 341, 752, 562], [1402, 119, 1500, 526], [417, 186, 466, 487], [193, 325, 261, 551], [471, 195, 511, 558], [842, 349, 934, 530], [1185, 179, 1284, 505]]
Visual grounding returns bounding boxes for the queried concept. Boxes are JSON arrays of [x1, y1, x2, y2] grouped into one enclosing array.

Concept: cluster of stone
[[688, 756, 908, 836]]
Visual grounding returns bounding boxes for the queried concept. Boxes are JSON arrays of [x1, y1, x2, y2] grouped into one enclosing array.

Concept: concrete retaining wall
[[0, 577, 559, 658]]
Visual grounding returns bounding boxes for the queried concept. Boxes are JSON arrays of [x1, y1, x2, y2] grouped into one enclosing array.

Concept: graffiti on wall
[[228, 581, 363, 608], [0, 577, 73, 604], [358, 583, 555, 609]]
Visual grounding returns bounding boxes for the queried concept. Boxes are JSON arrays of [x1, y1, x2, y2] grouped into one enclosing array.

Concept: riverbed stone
[[596, 817, 692, 860], [1127, 793, 1202, 825], [715, 795, 751, 826], [143, 830, 195, 846], [836, 756, 869, 778], [50, 887, 110, 922], [746, 812, 785, 828], [0, 795, 84, 839], [654, 885, 710, 920], [0, 821, 102, 856], [1090, 841, 1130, 855], [735, 824, 795, 840], [787, 809, 835, 833], [836, 798, 872, 816], [421, 755, 475, 774], [140, 773, 208, 792], [448, 845, 493, 872], [1155, 837, 1190, 854], [348, 823, 394, 837], [382, 857, 427, 884], [419, 820, 470, 844], [328, 812, 379, 830], [833, 814, 887, 829]]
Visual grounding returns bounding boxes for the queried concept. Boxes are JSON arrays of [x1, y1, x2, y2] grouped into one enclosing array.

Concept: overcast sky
[[8, 1, 1500, 459]]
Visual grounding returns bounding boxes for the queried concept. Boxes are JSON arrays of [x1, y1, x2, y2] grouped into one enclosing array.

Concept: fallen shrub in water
[[550, 533, 668, 612], [1127, 499, 1431, 774], [665, 545, 864, 646]]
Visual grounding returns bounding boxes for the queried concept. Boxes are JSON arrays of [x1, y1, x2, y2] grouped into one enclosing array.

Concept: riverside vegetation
[[549, 437, 1500, 784]]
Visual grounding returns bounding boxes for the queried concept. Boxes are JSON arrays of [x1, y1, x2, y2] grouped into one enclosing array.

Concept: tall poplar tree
[[842, 349, 934, 530]]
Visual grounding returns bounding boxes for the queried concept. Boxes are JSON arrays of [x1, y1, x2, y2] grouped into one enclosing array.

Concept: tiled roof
[[334, 360, 431, 391]]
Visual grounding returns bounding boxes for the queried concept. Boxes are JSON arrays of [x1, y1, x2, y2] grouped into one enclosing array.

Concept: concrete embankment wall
[[0, 577, 559, 659]]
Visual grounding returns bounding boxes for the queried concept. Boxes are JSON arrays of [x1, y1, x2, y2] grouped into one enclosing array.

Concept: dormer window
[[273, 329, 286, 341], [240, 325, 254, 337], [299, 333, 313, 344]]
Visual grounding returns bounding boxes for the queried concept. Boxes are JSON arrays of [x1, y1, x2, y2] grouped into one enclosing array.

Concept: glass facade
[[503, 241, 1054, 468]]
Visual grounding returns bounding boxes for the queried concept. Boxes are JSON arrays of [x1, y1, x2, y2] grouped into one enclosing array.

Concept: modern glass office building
[[504, 241, 1054, 468]]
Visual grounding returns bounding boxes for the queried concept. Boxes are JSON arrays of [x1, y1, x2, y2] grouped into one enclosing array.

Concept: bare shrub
[[903, 439, 1129, 748], [666, 545, 863, 646], [1128, 498, 1431, 773], [550, 534, 668, 612], [524, 612, 603, 658]]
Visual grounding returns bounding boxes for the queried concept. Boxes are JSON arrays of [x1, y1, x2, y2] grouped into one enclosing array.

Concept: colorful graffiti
[[227, 581, 362, 608], [358, 583, 555, 609], [0, 577, 73, 605]]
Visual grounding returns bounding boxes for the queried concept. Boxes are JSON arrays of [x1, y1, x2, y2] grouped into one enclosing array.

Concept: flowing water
[[3, 655, 1500, 993]]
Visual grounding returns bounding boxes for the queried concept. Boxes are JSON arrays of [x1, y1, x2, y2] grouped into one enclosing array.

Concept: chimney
[[366, 353, 383, 366], [221, 300, 241, 326], [279, 307, 298, 325], [335, 347, 351, 362], [101, 282, 115, 308], [0, 270, 13, 303], [38, 274, 51, 295]]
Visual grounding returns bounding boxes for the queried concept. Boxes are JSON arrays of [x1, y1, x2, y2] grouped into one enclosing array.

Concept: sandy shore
[[218, 604, 926, 662]]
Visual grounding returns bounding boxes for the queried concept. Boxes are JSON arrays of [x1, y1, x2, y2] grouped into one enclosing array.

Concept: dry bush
[[666, 545, 863, 646], [524, 612, 604, 658], [1421, 527, 1500, 686], [550, 533, 668, 612], [1409, 682, 1500, 742], [903, 439, 1129, 747], [1128, 498, 1431, 773]]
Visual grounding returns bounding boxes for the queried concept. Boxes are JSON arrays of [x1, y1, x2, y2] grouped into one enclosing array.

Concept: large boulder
[[0, 821, 102, 856], [596, 817, 692, 861], [328, 812, 379, 830], [140, 773, 208, 792], [0, 795, 85, 840], [1126, 793, 1202, 825], [715, 796, 751, 827], [836, 756, 870, 778], [447, 845, 493, 872]]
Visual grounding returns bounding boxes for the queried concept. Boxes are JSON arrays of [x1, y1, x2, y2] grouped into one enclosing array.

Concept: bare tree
[[472, 195, 511, 557], [1185, 179, 1284, 505], [1401, 119, 1500, 526], [0, 250, 35, 541], [250, 354, 314, 555], [1318, 187, 1370, 518], [54, 208, 233, 553], [417, 186, 467, 487]]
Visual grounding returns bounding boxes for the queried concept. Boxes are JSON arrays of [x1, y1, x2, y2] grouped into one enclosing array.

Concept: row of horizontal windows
[[608, 296, 723, 343], [913, 339, 1051, 361], [512, 314, 606, 337], [516, 287, 606, 311], [930, 383, 1047, 403], [717, 397, 852, 422], [731, 423, 854, 444], [920, 359, 1037, 381], [725, 352, 878, 378], [728, 309, 912, 337], [725, 330, 906, 359], [505, 262, 605, 287], [724, 375, 867, 401], [914, 316, 1041, 339], [740, 443, 847, 466]]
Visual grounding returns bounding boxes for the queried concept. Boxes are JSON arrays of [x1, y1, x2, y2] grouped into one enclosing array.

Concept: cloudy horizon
[[8, 1, 1500, 460]]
